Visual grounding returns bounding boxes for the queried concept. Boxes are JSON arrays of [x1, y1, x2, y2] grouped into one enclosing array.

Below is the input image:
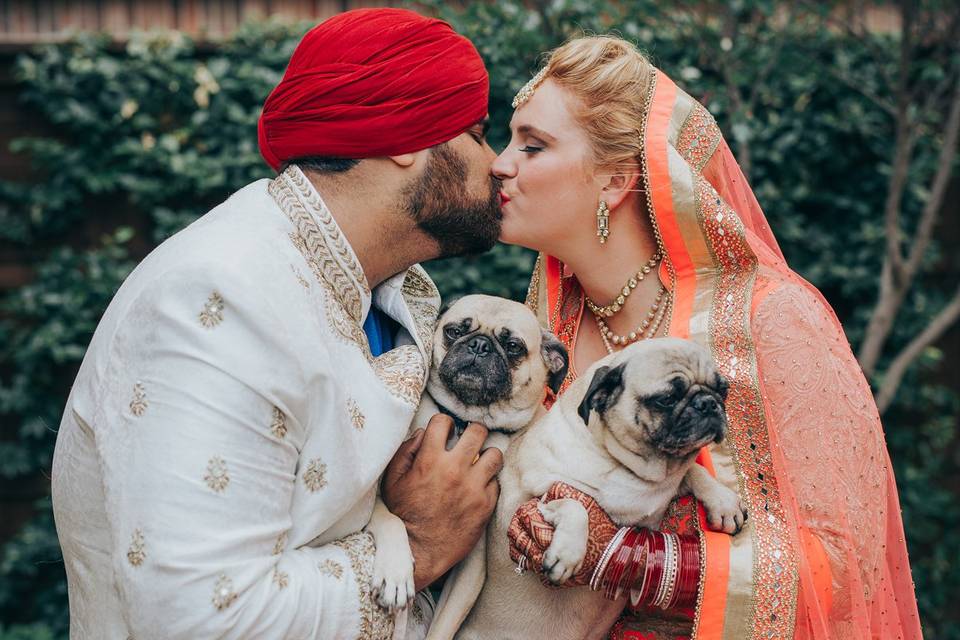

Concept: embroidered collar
[[268, 165, 441, 360]]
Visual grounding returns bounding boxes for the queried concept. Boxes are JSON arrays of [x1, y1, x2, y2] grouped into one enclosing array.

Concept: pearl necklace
[[593, 285, 671, 354], [585, 252, 662, 318]]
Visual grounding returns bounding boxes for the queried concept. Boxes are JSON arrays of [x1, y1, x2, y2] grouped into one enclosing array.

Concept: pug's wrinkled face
[[578, 338, 728, 460], [428, 294, 568, 432]]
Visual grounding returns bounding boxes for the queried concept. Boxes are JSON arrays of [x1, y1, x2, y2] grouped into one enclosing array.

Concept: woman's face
[[492, 79, 599, 254]]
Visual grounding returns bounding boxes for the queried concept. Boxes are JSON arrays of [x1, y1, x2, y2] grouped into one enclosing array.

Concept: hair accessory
[[512, 67, 548, 108]]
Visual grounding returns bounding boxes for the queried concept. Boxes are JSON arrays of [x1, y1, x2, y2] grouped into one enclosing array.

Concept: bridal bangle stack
[[590, 527, 700, 610]]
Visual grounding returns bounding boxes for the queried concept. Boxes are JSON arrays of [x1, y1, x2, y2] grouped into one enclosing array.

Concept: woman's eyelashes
[[519, 142, 544, 154]]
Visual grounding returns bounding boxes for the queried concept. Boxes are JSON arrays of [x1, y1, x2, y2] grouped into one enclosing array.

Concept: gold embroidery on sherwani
[[199, 292, 225, 328], [333, 532, 394, 639], [126, 529, 146, 567], [204, 456, 229, 492], [129, 382, 147, 417], [302, 458, 328, 492], [270, 407, 287, 439], [319, 559, 344, 579], [272, 531, 287, 556], [269, 167, 438, 407], [346, 398, 365, 431], [272, 567, 289, 589], [291, 264, 311, 289], [212, 574, 237, 610]]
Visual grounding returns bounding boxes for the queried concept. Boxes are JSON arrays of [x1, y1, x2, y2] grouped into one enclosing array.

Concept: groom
[[51, 9, 503, 639]]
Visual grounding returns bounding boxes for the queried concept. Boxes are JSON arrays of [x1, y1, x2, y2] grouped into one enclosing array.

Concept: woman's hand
[[507, 482, 619, 587]]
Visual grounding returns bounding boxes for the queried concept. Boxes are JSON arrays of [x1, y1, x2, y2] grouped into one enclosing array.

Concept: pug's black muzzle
[[652, 389, 728, 457], [438, 333, 513, 406]]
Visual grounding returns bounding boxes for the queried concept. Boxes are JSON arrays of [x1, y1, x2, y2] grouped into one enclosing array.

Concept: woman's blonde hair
[[541, 35, 653, 170]]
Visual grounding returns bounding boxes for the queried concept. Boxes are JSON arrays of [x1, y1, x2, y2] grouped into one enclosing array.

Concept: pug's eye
[[444, 325, 464, 341], [652, 392, 679, 410], [505, 340, 524, 356]]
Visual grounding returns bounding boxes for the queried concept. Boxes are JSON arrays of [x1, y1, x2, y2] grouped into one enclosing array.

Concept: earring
[[596, 200, 610, 244]]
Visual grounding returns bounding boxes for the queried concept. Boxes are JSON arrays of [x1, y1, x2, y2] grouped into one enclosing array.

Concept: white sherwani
[[51, 166, 440, 639]]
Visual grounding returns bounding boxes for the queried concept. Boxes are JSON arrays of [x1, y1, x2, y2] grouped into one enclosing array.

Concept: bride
[[491, 34, 921, 640]]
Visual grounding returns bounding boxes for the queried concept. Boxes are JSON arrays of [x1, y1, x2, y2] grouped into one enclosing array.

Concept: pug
[[364, 294, 569, 619], [449, 338, 747, 640]]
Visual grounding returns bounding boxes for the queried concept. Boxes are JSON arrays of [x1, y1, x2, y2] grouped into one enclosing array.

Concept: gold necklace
[[594, 286, 671, 354], [585, 252, 662, 318]]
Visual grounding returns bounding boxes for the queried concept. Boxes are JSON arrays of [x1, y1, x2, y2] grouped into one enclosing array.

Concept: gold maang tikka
[[512, 67, 548, 108], [596, 200, 610, 244]]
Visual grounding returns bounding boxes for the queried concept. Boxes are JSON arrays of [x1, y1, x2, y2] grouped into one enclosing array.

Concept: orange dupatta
[[525, 68, 922, 639]]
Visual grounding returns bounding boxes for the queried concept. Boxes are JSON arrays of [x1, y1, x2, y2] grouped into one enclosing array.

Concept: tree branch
[[903, 74, 960, 281], [876, 287, 960, 414]]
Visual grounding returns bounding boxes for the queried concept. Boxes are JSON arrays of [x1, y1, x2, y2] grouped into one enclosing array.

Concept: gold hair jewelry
[[585, 252, 661, 318], [596, 200, 610, 244], [512, 67, 548, 109], [594, 285, 670, 353]]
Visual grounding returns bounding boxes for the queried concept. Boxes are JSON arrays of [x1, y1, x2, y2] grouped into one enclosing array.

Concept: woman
[[492, 35, 921, 639]]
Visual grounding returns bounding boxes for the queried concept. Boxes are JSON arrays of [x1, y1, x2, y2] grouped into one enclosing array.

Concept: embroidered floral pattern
[[204, 456, 230, 493], [273, 530, 287, 556], [270, 407, 287, 439], [346, 398, 365, 431], [199, 292, 225, 328], [302, 458, 328, 492], [677, 103, 722, 171], [212, 574, 237, 610], [319, 559, 344, 579], [126, 529, 146, 567], [272, 567, 289, 589], [333, 532, 394, 639], [129, 382, 148, 417]]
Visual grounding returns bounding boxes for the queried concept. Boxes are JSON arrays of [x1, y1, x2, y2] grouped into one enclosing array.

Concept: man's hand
[[507, 482, 618, 587], [382, 414, 502, 591]]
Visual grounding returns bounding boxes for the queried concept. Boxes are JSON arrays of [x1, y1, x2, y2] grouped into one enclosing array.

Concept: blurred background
[[0, 0, 957, 638]]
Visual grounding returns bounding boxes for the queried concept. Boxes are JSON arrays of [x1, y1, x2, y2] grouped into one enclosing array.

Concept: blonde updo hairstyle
[[539, 35, 653, 173]]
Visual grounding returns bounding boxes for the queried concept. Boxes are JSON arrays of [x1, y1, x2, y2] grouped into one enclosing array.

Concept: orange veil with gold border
[[525, 68, 921, 639]]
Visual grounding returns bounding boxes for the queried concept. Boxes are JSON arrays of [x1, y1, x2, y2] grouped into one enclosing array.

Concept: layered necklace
[[585, 252, 671, 354]]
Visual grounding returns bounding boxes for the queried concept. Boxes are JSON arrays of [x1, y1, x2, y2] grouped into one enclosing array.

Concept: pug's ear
[[540, 330, 569, 395], [577, 363, 626, 425]]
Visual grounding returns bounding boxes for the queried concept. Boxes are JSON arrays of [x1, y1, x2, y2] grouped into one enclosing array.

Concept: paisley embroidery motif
[[126, 529, 146, 567], [272, 567, 289, 589], [129, 382, 148, 417], [270, 407, 287, 439], [212, 574, 237, 610], [346, 398, 365, 431], [272, 531, 287, 556], [319, 559, 345, 580], [199, 292, 225, 328], [204, 456, 230, 493], [302, 458, 328, 493]]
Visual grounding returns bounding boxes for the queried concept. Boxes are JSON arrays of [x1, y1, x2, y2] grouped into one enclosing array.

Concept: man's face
[[403, 121, 502, 258]]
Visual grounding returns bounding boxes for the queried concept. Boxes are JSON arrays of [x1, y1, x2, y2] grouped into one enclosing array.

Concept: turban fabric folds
[[258, 8, 489, 171]]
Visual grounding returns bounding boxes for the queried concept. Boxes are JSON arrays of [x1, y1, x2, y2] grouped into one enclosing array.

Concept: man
[[51, 9, 503, 639]]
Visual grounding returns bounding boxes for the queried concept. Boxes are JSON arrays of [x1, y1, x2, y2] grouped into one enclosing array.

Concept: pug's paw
[[699, 481, 748, 535], [371, 547, 415, 611], [539, 499, 589, 584]]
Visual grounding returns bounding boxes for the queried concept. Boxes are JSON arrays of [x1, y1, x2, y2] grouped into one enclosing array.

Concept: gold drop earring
[[596, 200, 610, 244]]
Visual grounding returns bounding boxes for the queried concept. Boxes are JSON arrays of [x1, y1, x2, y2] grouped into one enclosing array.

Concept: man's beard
[[403, 143, 502, 258]]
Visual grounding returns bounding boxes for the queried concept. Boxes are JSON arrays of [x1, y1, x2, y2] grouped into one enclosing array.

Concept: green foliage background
[[0, 1, 957, 637]]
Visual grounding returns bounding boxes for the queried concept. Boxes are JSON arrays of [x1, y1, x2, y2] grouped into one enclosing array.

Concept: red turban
[[258, 8, 489, 171]]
